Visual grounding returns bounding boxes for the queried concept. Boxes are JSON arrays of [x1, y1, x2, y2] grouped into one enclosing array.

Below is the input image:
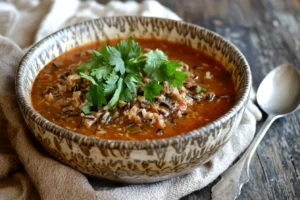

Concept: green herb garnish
[[76, 36, 188, 113], [196, 86, 207, 93], [142, 80, 163, 103]]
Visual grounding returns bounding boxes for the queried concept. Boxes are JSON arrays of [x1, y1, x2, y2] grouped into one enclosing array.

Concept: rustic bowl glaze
[[16, 16, 251, 183]]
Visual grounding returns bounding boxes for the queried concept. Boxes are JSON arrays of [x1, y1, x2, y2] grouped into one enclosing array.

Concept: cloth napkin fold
[[0, 1, 262, 200]]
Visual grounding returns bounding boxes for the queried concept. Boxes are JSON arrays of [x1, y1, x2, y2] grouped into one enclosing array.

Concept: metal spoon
[[211, 64, 300, 200]]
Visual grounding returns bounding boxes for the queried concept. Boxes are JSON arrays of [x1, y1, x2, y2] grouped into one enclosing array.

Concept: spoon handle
[[211, 115, 277, 200]]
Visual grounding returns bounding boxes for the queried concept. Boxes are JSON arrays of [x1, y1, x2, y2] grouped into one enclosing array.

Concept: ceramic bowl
[[16, 16, 251, 183]]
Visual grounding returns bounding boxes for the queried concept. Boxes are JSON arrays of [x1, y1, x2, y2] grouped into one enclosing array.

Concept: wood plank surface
[[97, 0, 300, 199]]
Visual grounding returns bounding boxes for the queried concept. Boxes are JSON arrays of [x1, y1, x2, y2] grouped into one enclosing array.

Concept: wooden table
[[98, 1, 300, 199]]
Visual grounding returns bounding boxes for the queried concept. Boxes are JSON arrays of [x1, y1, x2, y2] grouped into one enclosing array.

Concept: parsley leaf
[[144, 50, 168, 74], [118, 73, 140, 102], [127, 40, 141, 59], [151, 60, 187, 88], [151, 66, 165, 82], [76, 59, 98, 73], [169, 71, 188, 88], [196, 86, 207, 93], [119, 88, 135, 102], [96, 43, 110, 60], [108, 78, 123, 108], [91, 66, 112, 80], [125, 62, 140, 73], [142, 80, 162, 103], [151, 60, 180, 82], [96, 81, 107, 107], [104, 71, 119, 96], [91, 50, 101, 58], [107, 46, 125, 74], [164, 61, 181, 76], [84, 80, 106, 109], [117, 36, 141, 60], [82, 102, 92, 114], [87, 84, 98, 106], [75, 50, 105, 73], [124, 73, 140, 94], [95, 43, 125, 74], [79, 72, 97, 85]]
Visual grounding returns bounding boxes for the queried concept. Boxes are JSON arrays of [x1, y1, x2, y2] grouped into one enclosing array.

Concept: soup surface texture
[[31, 38, 235, 140]]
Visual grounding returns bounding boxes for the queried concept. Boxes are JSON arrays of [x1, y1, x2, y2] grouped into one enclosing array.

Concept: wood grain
[[97, 0, 300, 199]]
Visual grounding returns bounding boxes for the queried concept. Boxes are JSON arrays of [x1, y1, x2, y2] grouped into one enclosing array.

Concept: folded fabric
[[0, 1, 262, 200]]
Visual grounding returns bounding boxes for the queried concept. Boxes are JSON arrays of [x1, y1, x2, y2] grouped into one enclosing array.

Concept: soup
[[31, 37, 235, 141]]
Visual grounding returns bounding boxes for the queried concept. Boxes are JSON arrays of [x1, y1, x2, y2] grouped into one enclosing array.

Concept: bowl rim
[[16, 16, 251, 150]]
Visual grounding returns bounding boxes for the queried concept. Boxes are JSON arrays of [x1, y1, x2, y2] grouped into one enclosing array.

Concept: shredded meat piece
[[176, 110, 182, 118], [179, 62, 189, 72], [117, 100, 127, 108], [158, 106, 169, 117], [45, 93, 54, 102], [141, 108, 153, 120], [66, 74, 81, 90], [112, 111, 119, 119], [62, 105, 74, 112], [71, 91, 81, 108], [141, 109, 147, 118], [53, 98, 70, 109], [57, 83, 67, 94], [124, 105, 141, 124], [153, 113, 165, 129], [83, 118, 97, 128], [142, 78, 151, 83], [169, 87, 189, 111], [95, 112, 103, 119], [137, 96, 146, 103], [184, 77, 197, 90], [182, 63, 189, 71], [101, 112, 111, 124], [179, 86, 187, 94], [204, 71, 213, 79]]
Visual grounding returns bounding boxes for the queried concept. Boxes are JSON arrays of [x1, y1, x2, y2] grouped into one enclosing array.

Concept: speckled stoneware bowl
[[16, 16, 251, 183]]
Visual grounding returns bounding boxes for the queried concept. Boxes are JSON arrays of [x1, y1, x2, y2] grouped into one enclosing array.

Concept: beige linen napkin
[[0, 1, 262, 200]]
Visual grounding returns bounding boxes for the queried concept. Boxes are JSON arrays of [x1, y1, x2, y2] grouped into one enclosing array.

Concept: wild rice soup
[[31, 38, 235, 140]]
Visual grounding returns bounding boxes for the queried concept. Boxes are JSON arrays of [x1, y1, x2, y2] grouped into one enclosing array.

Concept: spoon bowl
[[257, 64, 300, 116]]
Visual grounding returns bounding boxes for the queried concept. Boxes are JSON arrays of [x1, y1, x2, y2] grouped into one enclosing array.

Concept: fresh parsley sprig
[[75, 36, 187, 114]]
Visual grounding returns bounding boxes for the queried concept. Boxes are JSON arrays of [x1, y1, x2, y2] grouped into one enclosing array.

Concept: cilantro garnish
[[152, 60, 188, 87], [75, 36, 188, 113], [142, 80, 162, 103], [143, 49, 168, 74], [107, 78, 123, 108], [82, 102, 92, 114], [196, 86, 207, 93]]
